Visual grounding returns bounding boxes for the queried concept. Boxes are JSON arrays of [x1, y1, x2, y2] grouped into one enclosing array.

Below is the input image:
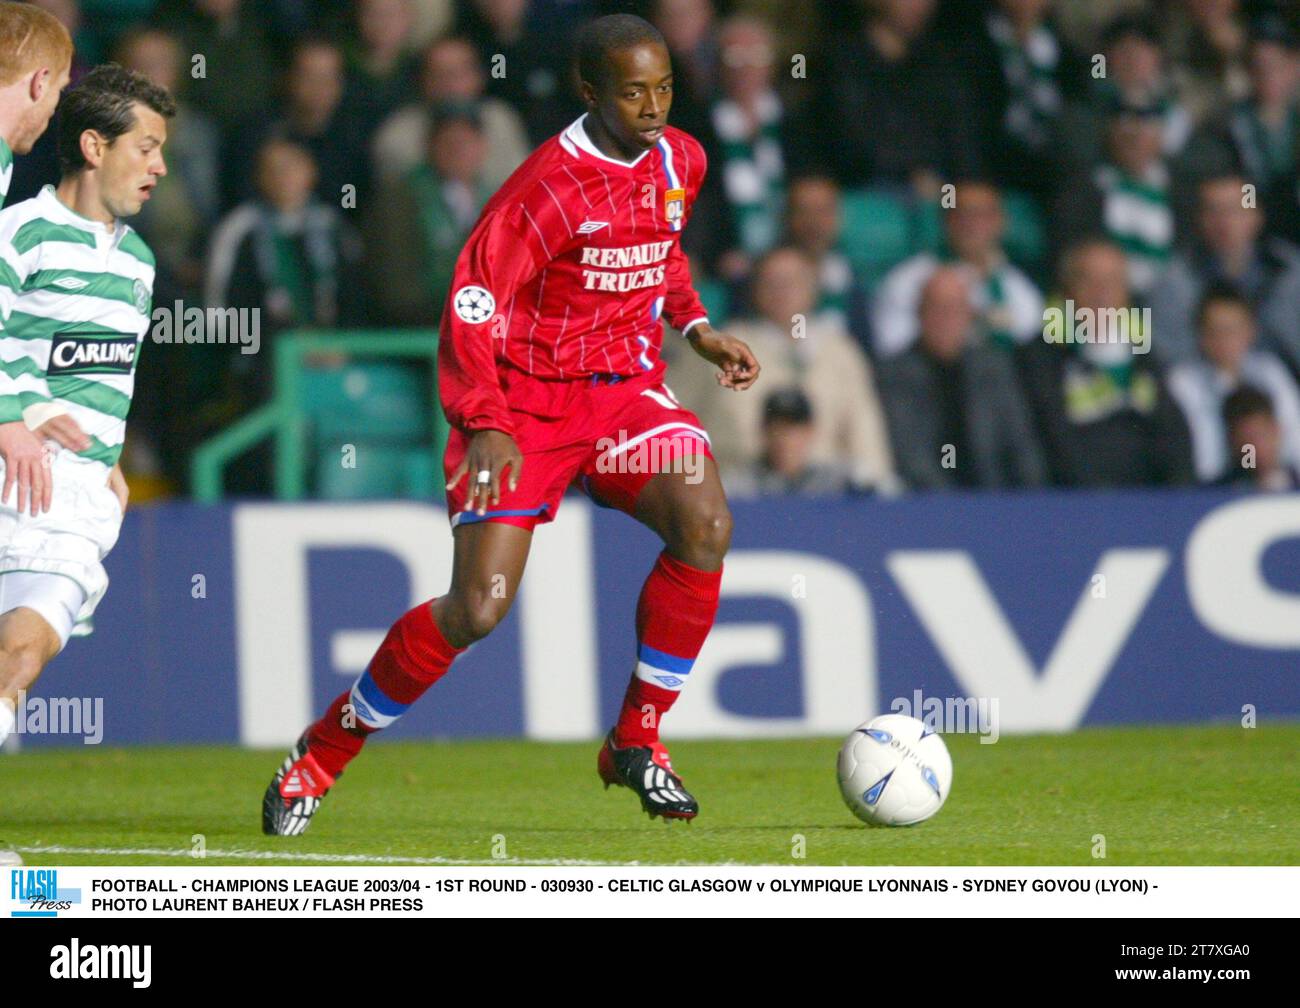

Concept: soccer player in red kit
[[263, 14, 760, 834]]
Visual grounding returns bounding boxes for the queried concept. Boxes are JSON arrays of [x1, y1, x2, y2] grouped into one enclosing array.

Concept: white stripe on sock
[[634, 661, 689, 691]]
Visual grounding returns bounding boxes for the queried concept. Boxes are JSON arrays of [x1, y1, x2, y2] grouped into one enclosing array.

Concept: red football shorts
[[444, 365, 714, 530]]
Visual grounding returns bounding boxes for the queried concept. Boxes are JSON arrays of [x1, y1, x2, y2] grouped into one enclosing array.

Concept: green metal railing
[[191, 329, 447, 502]]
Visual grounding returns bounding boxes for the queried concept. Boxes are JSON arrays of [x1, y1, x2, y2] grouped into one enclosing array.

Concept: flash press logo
[[50, 939, 151, 988], [10, 869, 81, 917]]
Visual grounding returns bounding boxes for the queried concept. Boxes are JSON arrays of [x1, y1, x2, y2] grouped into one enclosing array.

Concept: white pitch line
[[15, 845, 735, 867]]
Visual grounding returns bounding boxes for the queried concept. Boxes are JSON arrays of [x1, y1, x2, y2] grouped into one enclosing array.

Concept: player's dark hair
[[1196, 279, 1253, 326], [575, 14, 667, 93], [1223, 384, 1275, 427], [58, 63, 176, 175]]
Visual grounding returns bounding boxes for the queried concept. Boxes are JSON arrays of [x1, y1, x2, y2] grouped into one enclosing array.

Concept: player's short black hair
[[58, 63, 176, 175], [1196, 279, 1253, 326], [575, 14, 667, 93]]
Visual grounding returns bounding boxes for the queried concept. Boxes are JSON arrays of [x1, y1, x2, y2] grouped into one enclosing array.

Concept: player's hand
[[446, 428, 523, 516], [0, 420, 51, 516], [107, 464, 129, 514], [687, 323, 761, 390], [35, 413, 91, 453]]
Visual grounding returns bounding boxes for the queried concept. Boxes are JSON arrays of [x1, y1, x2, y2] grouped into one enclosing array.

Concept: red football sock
[[307, 599, 464, 777], [614, 550, 722, 747]]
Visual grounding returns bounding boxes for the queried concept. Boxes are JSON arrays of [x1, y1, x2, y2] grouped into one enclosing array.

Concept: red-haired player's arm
[[437, 185, 576, 435]]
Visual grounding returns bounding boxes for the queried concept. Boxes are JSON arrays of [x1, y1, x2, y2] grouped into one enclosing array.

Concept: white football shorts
[[0, 450, 123, 647]]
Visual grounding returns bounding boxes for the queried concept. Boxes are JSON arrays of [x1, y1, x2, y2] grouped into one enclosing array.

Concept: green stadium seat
[[314, 444, 438, 500], [912, 198, 945, 256], [838, 188, 916, 288], [1000, 189, 1047, 275], [694, 277, 731, 328], [299, 361, 434, 499]]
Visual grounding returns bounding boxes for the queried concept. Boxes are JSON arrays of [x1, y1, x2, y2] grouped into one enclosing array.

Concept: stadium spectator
[[201, 137, 363, 492], [796, 0, 980, 193], [708, 15, 788, 267], [371, 35, 530, 193], [878, 266, 1046, 490], [668, 246, 897, 492], [1167, 282, 1300, 481], [116, 26, 220, 301], [1058, 14, 1196, 174], [650, 0, 720, 143], [873, 180, 1044, 358], [406, 0, 456, 50], [1219, 384, 1300, 489], [162, 0, 277, 140], [224, 36, 370, 213], [365, 103, 491, 327], [1147, 172, 1300, 365], [1054, 94, 1174, 297], [1017, 240, 1195, 487], [4, 0, 89, 202], [1050, 0, 1157, 54], [29, 0, 92, 76], [784, 175, 872, 353], [1162, 0, 1252, 124], [723, 387, 856, 498], [742, 0, 818, 57], [346, 0, 420, 132], [206, 138, 363, 354], [960, 0, 1086, 199], [452, 0, 577, 145], [1177, 15, 1300, 244]]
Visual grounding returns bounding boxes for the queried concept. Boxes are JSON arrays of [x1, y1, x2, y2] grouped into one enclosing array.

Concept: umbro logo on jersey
[[50, 276, 90, 290], [47, 332, 139, 376], [577, 220, 610, 234]]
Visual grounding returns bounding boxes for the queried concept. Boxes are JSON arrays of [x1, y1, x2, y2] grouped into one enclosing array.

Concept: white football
[[837, 714, 952, 826]]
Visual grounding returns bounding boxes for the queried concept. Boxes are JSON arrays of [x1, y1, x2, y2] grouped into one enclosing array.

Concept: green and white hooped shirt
[[0, 185, 154, 474], [0, 137, 12, 205]]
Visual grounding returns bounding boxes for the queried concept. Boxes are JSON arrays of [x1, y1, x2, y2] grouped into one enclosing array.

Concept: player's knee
[[448, 590, 512, 644], [670, 502, 733, 565], [0, 632, 51, 688]]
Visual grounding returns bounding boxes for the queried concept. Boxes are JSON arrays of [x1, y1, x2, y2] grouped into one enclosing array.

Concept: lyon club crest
[[664, 187, 685, 224]]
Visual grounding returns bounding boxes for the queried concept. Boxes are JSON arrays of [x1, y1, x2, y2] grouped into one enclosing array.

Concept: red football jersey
[[437, 115, 711, 436]]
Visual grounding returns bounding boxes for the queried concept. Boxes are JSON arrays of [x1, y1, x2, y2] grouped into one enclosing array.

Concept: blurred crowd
[[14, 0, 1300, 499]]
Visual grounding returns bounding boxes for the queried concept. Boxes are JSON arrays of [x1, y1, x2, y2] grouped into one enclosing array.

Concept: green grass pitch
[[2, 723, 1297, 866]]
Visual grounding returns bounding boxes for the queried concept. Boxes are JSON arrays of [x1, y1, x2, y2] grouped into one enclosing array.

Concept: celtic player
[[0, 65, 172, 750], [0, 2, 71, 206], [0, 2, 72, 528]]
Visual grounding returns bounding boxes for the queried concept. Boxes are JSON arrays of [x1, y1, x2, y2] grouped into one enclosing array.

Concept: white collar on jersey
[[36, 184, 124, 237], [560, 114, 651, 168]]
